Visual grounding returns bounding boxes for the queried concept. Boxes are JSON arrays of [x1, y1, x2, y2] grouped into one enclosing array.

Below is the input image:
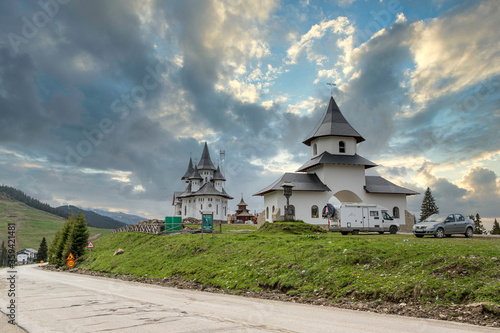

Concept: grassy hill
[[81, 230, 500, 308], [0, 196, 112, 250]]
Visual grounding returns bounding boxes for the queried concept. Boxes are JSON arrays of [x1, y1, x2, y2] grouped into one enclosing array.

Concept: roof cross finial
[[327, 82, 336, 96]]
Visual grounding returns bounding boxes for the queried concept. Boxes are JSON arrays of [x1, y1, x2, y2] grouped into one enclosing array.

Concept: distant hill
[[0, 196, 112, 250], [57, 205, 127, 229], [0, 185, 69, 219], [90, 209, 146, 225]]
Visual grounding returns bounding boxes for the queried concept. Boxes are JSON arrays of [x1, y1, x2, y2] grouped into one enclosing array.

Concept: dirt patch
[[42, 265, 499, 328]]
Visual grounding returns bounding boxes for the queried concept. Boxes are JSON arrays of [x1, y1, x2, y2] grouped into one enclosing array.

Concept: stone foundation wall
[[400, 210, 415, 233]]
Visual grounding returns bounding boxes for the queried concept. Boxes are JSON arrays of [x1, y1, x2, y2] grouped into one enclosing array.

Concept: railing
[[111, 220, 164, 235]]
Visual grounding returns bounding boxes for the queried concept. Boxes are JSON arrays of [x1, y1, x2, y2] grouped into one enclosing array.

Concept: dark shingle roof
[[181, 158, 194, 180], [198, 142, 216, 170], [303, 97, 364, 146], [178, 183, 192, 198], [254, 173, 330, 196], [172, 191, 183, 205], [189, 165, 203, 180], [297, 151, 377, 172], [364, 176, 419, 195], [194, 182, 233, 199], [213, 165, 226, 181]]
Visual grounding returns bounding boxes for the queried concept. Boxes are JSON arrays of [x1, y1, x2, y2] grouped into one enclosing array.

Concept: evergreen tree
[[0, 241, 7, 267], [48, 211, 89, 266], [36, 237, 48, 263], [471, 213, 486, 234], [419, 187, 439, 222], [491, 219, 500, 235], [48, 230, 61, 264], [71, 211, 90, 258]]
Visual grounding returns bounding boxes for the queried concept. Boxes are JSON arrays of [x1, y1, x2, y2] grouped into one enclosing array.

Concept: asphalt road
[[0, 265, 498, 333]]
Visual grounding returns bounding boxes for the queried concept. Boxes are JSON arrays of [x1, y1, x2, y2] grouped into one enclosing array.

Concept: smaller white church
[[255, 96, 418, 226], [173, 143, 232, 223]]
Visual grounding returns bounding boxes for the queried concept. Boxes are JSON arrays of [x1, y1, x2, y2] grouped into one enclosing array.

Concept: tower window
[[313, 143, 317, 155], [339, 141, 345, 153]]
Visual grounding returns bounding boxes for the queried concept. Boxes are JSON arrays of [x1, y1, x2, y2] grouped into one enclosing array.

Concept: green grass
[[0, 198, 112, 250], [258, 221, 326, 234], [79, 230, 500, 306]]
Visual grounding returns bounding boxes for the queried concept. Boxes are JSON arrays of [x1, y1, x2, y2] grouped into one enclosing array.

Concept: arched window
[[313, 143, 317, 156], [266, 207, 269, 219], [311, 205, 319, 218], [339, 141, 345, 153], [393, 207, 400, 218], [184, 206, 187, 215], [272, 205, 275, 214]]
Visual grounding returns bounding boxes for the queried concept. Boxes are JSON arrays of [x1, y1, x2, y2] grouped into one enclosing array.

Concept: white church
[[255, 96, 418, 226], [172, 143, 232, 223]]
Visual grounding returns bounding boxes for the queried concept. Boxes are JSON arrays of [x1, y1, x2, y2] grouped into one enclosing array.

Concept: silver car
[[413, 214, 475, 238]]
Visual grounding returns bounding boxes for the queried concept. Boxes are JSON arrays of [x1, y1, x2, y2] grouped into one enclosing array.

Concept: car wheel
[[465, 227, 473, 238], [415, 235, 424, 238], [341, 231, 349, 235], [378, 231, 384, 234], [435, 228, 444, 238], [351, 230, 359, 235], [389, 226, 397, 234]]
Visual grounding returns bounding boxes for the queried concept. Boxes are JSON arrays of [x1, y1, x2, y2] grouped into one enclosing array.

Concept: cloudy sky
[[1, 0, 499, 228]]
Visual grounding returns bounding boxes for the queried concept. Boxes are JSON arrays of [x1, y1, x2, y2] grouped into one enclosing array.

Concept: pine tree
[[491, 218, 500, 235], [471, 213, 486, 235], [48, 230, 61, 264], [0, 241, 7, 267], [419, 187, 439, 222], [36, 237, 48, 263], [47, 211, 89, 266], [71, 211, 90, 258]]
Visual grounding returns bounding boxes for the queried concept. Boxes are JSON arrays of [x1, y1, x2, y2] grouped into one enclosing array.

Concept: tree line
[[0, 185, 69, 219], [419, 187, 499, 234]]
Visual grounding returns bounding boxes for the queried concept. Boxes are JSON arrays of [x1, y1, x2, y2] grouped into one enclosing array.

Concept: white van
[[324, 203, 400, 235]]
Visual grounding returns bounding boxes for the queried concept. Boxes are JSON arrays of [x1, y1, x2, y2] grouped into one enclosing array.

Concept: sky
[[0, 0, 499, 229]]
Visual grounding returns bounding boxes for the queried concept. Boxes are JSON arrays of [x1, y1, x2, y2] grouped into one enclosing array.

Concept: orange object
[[67, 260, 75, 268]]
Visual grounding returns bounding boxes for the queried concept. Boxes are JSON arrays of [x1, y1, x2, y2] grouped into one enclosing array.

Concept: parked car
[[413, 214, 474, 238]]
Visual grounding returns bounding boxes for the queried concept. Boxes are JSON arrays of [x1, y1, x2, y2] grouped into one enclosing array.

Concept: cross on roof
[[327, 82, 336, 96]]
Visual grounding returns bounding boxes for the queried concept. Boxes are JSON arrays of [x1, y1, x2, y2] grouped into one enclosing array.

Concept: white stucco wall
[[287, 191, 333, 225], [317, 164, 367, 198], [181, 196, 228, 221], [311, 136, 357, 157]]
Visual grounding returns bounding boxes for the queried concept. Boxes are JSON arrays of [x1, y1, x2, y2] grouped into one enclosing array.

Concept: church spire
[[198, 142, 216, 170], [302, 96, 365, 146], [181, 157, 194, 180]]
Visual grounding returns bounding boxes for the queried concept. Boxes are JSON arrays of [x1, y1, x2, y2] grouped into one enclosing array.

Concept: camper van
[[324, 203, 400, 235]]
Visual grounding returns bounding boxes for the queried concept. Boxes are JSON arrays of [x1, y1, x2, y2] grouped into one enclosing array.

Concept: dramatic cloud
[[0, 0, 499, 223]]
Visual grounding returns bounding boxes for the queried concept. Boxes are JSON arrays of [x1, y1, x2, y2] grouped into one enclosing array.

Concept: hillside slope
[[58, 205, 126, 229], [0, 196, 111, 251]]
